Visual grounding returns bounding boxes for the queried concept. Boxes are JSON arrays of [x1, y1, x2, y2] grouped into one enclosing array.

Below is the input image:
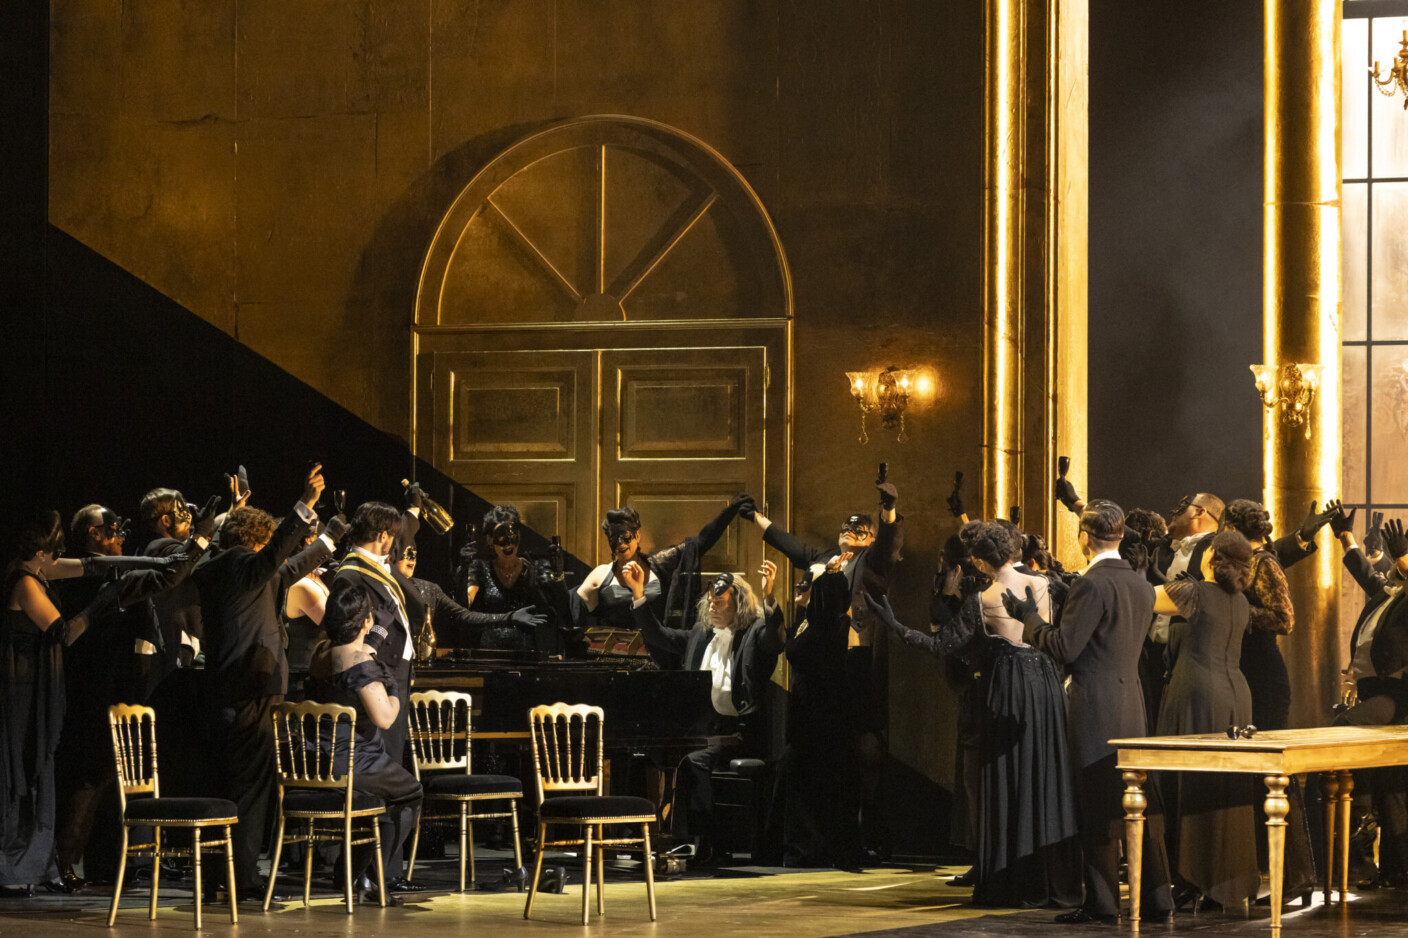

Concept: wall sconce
[[1250, 362, 1325, 439], [847, 366, 930, 443], [1373, 30, 1408, 108]]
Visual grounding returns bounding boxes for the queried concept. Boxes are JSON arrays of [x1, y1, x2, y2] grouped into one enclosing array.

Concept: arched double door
[[413, 116, 792, 576]]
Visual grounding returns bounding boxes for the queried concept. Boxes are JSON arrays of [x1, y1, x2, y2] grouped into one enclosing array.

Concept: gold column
[[1047, 0, 1087, 563], [1264, 0, 1341, 728], [982, 0, 1027, 520]]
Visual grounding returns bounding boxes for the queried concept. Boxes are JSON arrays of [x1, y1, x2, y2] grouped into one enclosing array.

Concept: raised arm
[[622, 560, 691, 659], [12, 574, 122, 646], [695, 494, 753, 554]]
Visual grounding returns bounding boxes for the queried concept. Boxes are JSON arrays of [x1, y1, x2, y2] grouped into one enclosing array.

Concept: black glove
[[509, 606, 549, 630], [1366, 510, 1386, 554], [1328, 503, 1357, 538], [192, 495, 223, 540], [1383, 518, 1408, 561], [729, 493, 755, 517], [1298, 500, 1338, 542], [863, 594, 902, 632], [876, 482, 898, 511], [1055, 478, 1081, 512], [324, 514, 350, 544], [1001, 585, 1040, 624], [946, 472, 965, 519], [404, 481, 425, 511], [80, 554, 172, 577]]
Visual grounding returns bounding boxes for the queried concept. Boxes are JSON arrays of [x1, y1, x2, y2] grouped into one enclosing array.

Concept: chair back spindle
[[407, 691, 472, 775], [271, 701, 358, 811], [108, 704, 159, 807], [528, 703, 605, 802]]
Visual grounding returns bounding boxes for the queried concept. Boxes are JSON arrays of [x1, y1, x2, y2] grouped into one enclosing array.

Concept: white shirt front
[[701, 628, 738, 716], [1150, 533, 1208, 643]]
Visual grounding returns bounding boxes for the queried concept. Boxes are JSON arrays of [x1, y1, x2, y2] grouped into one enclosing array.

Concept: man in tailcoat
[[1010, 499, 1174, 925]]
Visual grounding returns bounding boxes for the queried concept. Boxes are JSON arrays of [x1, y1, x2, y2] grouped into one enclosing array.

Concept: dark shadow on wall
[[9, 228, 588, 588], [350, 119, 563, 348], [1089, 0, 1264, 513]]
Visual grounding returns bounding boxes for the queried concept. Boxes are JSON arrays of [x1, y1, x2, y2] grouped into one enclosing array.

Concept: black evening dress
[[779, 570, 862, 868], [466, 558, 575, 655], [0, 572, 65, 887], [881, 591, 1080, 908], [1157, 577, 1259, 911], [305, 645, 422, 877]]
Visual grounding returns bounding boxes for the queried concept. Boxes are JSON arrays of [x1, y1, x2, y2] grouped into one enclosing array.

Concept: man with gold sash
[[329, 497, 421, 894]]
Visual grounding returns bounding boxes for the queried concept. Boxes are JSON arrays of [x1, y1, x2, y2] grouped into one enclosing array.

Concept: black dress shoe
[[1055, 907, 1117, 925], [386, 876, 428, 893], [56, 864, 88, 893], [948, 867, 976, 888]]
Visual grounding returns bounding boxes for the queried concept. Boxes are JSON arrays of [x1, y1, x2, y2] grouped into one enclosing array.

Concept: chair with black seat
[[264, 701, 387, 913], [106, 704, 239, 929], [524, 702, 658, 924], [405, 690, 523, 890]]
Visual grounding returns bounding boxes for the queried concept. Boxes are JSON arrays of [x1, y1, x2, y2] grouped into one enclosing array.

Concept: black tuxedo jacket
[[1023, 557, 1155, 768], [632, 601, 784, 717], [193, 511, 330, 702], [1343, 547, 1408, 700]]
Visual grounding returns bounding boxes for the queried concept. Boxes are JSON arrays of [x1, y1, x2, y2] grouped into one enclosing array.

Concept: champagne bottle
[[402, 478, 453, 535], [416, 606, 437, 665]]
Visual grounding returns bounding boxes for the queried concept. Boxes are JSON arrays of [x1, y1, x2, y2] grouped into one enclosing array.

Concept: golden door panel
[[600, 346, 766, 574], [430, 350, 597, 557], [457, 485, 575, 551]]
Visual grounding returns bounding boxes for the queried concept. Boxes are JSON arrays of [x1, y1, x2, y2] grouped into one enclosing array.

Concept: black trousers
[[217, 695, 282, 891], [378, 658, 413, 877], [675, 715, 757, 844], [1076, 754, 1174, 918]]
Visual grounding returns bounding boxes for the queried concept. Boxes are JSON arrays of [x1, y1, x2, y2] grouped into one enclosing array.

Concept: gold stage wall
[[47, 3, 989, 809]]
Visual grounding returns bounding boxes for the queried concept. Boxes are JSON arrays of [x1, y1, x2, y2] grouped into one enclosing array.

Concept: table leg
[[1122, 770, 1147, 928], [1264, 775, 1290, 936], [1321, 772, 1339, 906], [1337, 770, 1354, 902]]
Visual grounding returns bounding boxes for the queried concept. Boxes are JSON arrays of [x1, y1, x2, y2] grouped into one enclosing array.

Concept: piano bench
[[710, 759, 774, 862]]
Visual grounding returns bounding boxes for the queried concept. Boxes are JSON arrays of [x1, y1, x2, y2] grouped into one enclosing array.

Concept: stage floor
[[1, 856, 1405, 937]]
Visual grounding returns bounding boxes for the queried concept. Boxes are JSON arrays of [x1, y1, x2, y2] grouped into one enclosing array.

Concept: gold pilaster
[[1048, 0, 1087, 563], [1264, 0, 1342, 728], [983, 0, 1027, 520]]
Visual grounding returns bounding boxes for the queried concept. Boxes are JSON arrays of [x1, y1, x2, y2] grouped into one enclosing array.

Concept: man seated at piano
[[576, 496, 755, 666], [620, 558, 784, 860]]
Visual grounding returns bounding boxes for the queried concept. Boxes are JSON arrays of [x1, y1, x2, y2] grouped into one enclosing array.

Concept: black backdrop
[[1089, 0, 1264, 516]]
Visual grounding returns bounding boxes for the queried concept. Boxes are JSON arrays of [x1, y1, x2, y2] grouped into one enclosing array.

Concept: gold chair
[[106, 704, 238, 930], [406, 690, 524, 891], [265, 701, 387, 913], [523, 703, 658, 925]]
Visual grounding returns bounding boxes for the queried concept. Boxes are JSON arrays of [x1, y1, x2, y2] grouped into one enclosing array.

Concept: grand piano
[[410, 652, 714, 745]]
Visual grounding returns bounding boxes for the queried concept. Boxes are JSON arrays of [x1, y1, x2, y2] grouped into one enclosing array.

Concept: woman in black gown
[[1220, 499, 1316, 901], [304, 585, 423, 902], [778, 561, 863, 868], [1153, 529, 1259, 912], [2, 510, 176, 892], [459, 505, 575, 655], [868, 522, 1080, 908]]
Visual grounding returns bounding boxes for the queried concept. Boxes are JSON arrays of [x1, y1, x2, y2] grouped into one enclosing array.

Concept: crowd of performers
[[2, 460, 1405, 923]]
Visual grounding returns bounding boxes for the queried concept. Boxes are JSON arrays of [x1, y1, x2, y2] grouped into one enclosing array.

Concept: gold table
[[1114, 726, 1408, 933]]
